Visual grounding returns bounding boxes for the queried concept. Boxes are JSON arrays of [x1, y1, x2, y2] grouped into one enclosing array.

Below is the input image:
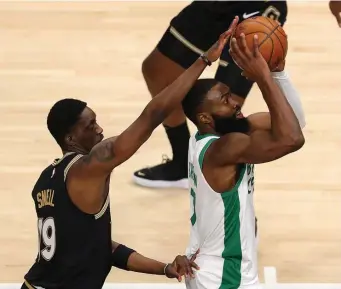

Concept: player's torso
[[25, 152, 112, 289], [187, 133, 258, 287]]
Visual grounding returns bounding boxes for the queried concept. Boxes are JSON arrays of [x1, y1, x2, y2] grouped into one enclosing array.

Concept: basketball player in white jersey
[[182, 34, 306, 289]]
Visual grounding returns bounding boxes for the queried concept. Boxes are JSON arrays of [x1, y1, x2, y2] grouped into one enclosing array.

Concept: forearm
[[145, 57, 207, 122], [111, 241, 167, 275], [271, 71, 306, 128], [257, 74, 302, 141], [82, 57, 207, 173], [127, 252, 166, 275]]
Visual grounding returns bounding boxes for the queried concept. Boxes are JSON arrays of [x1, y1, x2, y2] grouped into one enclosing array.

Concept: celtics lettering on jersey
[[247, 164, 255, 195], [189, 162, 197, 226]]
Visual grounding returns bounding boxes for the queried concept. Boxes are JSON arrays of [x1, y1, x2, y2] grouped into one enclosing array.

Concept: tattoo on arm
[[82, 141, 116, 164], [80, 109, 166, 168]]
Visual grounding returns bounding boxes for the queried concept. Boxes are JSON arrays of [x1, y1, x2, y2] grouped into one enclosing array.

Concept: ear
[[64, 134, 74, 146], [197, 113, 212, 125]]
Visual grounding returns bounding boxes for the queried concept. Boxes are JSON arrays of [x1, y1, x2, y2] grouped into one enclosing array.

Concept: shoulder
[[66, 154, 92, 182], [205, 133, 250, 167], [209, 132, 250, 152]]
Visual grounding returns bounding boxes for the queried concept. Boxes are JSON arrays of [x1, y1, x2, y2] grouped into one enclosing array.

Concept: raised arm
[[71, 57, 209, 176], [210, 33, 305, 165], [73, 17, 238, 174], [67, 17, 239, 208]]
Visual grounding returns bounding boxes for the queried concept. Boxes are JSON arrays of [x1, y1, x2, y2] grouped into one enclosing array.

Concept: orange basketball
[[231, 16, 288, 71]]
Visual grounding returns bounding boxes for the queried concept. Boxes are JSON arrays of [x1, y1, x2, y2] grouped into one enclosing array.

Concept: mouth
[[98, 134, 104, 142], [235, 110, 244, 119]]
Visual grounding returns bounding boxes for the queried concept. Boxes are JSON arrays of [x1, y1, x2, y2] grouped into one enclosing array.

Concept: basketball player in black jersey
[[22, 17, 239, 289], [133, 0, 340, 189]]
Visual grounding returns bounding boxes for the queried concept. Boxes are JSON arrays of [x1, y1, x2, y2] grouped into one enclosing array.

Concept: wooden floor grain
[[0, 1, 340, 284]]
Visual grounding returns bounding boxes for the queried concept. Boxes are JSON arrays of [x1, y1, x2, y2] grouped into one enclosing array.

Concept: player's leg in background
[[133, 3, 227, 189], [20, 281, 31, 289]]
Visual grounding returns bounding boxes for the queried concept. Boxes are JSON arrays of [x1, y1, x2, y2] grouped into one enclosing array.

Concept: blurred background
[[0, 1, 340, 285]]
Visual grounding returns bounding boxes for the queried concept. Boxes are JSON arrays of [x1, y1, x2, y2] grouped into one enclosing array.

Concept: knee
[[141, 48, 184, 97], [141, 50, 166, 96]]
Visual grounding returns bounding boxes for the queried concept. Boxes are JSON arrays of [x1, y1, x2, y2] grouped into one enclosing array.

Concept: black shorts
[[21, 281, 32, 289], [157, 1, 288, 97]]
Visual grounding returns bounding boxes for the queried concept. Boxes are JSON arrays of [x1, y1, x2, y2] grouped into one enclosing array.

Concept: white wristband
[[164, 263, 170, 275], [271, 70, 287, 79], [271, 70, 306, 128]]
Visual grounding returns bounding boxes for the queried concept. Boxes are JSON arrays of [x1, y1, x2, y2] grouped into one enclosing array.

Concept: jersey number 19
[[37, 217, 56, 261]]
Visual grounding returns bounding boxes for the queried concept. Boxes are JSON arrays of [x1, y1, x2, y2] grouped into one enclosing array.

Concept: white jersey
[[185, 132, 260, 289]]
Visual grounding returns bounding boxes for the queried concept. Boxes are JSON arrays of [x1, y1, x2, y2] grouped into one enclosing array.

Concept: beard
[[213, 114, 250, 135]]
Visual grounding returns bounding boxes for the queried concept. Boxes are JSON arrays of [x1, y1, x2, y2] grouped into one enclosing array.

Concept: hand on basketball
[[229, 33, 270, 82], [273, 59, 286, 72], [329, 0, 341, 27], [165, 250, 200, 282], [204, 16, 239, 63]]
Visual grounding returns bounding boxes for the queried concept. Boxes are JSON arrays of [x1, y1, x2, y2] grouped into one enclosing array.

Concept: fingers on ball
[[232, 16, 288, 70]]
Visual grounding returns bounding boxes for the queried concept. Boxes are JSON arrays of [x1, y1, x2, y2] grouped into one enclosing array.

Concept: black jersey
[[24, 152, 112, 289]]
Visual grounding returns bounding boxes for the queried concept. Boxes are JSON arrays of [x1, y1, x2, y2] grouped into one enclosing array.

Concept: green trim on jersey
[[198, 138, 217, 169], [195, 132, 218, 141], [219, 165, 245, 289], [196, 132, 245, 289]]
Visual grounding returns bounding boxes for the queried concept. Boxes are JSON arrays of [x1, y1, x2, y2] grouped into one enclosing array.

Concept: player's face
[[71, 107, 104, 152], [204, 83, 249, 135]]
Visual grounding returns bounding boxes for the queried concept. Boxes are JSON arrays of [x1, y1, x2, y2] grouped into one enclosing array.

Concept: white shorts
[[185, 275, 262, 289], [184, 256, 262, 289]]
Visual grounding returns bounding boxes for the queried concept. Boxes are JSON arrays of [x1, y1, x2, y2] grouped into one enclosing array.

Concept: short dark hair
[[182, 78, 220, 124], [47, 98, 87, 147]]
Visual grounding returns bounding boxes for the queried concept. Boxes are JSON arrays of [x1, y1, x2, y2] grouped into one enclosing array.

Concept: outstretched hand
[[204, 16, 239, 63], [229, 33, 270, 82], [165, 249, 200, 282]]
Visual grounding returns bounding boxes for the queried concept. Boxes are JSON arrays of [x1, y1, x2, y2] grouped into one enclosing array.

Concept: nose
[[96, 125, 103, 135], [228, 97, 240, 110]]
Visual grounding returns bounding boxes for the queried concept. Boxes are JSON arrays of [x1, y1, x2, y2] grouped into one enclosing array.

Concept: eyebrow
[[86, 118, 96, 128], [220, 91, 231, 99]]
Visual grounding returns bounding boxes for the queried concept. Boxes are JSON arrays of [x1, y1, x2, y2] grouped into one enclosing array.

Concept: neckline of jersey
[[195, 132, 218, 141]]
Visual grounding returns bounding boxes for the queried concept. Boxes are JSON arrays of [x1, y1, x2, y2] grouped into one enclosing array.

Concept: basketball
[[232, 16, 288, 71]]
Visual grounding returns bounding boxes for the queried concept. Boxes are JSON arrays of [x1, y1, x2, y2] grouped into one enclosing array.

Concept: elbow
[[284, 132, 305, 153], [293, 131, 305, 150]]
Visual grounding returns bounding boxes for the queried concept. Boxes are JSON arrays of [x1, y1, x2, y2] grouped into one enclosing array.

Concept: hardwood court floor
[[0, 1, 340, 284]]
